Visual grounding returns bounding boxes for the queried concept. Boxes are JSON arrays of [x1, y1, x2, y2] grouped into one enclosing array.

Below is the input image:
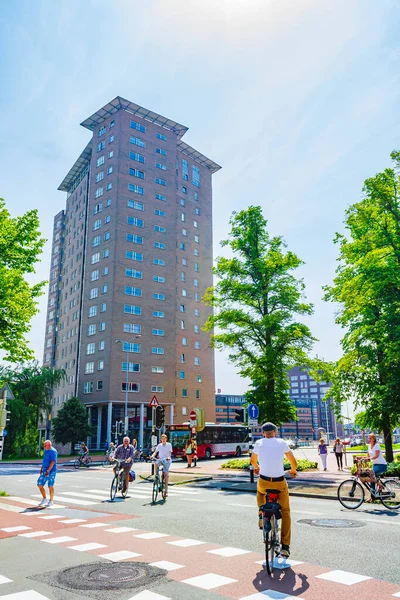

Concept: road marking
[[59, 491, 107, 500], [105, 527, 138, 533], [68, 542, 107, 552], [42, 536, 77, 544], [31, 494, 96, 506], [1, 526, 31, 533], [58, 519, 87, 524], [79, 522, 109, 528], [9, 496, 66, 509], [100, 550, 142, 561], [126, 591, 170, 599], [182, 498, 207, 503], [182, 573, 237, 590], [18, 531, 52, 538], [226, 503, 254, 508], [39, 515, 64, 520], [135, 532, 169, 540], [208, 547, 251, 557], [168, 538, 206, 547], [149, 561, 184, 571], [316, 569, 372, 585], [0, 503, 27, 513], [0, 575, 13, 584]]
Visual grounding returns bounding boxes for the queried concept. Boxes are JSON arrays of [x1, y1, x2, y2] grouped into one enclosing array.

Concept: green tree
[[204, 206, 315, 424], [52, 396, 92, 454], [0, 198, 46, 361], [324, 151, 400, 462], [0, 362, 66, 457]]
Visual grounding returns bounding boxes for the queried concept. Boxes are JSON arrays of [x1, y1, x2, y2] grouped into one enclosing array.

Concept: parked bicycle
[[74, 455, 92, 469], [151, 460, 167, 503], [110, 459, 128, 501], [337, 457, 400, 510], [259, 489, 282, 575]]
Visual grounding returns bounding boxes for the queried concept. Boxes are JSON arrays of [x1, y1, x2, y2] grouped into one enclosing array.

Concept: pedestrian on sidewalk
[[333, 438, 344, 470], [318, 438, 328, 471], [37, 440, 57, 508], [185, 439, 193, 468]]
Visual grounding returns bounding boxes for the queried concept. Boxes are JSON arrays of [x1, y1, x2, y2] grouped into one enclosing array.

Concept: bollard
[[249, 462, 254, 484]]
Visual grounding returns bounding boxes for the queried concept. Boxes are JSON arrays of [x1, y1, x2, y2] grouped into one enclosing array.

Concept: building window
[[94, 202, 103, 214], [85, 362, 94, 374], [154, 242, 165, 249], [97, 156, 105, 167], [107, 166, 113, 175], [194, 279, 199, 287], [109, 135, 114, 142], [90, 287, 98, 299], [194, 220, 198, 228], [194, 248, 199, 256], [194, 235, 199, 243], [182, 186, 187, 194], [152, 329, 164, 336], [127, 216, 144, 228], [195, 389, 200, 399], [153, 293, 165, 300], [122, 382, 140, 392], [152, 366, 164, 373], [152, 347, 164, 354], [153, 258, 165, 266], [106, 182, 112, 191], [103, 249, 109, 259], [102, 284, 108, 294], [179, 304, 185, 312], [86, 343, 95, 355], [84, 382, 93, 394], [129, 167, 145, 179], [192, 165, 200, 187], [195, 207, 200, 215], [98, 126, 106, 137], [97, 380, 103, 390], [156, 162, 167, 171], [90, 270, 99, 281], [99, 340, 105, 350], [179, 371, 185, 379], [182, 228, 187, 236], [181, 353, 185, 363], [181, 320, 185, 329], [195, 341, 200, 349], [154, 209, 166, 217], [180, 198, 185, 206], [128, 183, 144, 195], [153, 275, 165, 283], [197, 375, 202, 382], [153, 311, 165, 318], [155, 193, 166, 201], [122, 362, 140, 372], [123, 342, 141, 353], [130, 120, 146, 133], [110, 119, 115, 128], [104, 231, 111, 240], [195, 263, 199, 272], [105, 215, 111, 224], [182, 159, 189, 180], [103, 267, 109, 276], [156, 132, 167, 141], [194, 192, 199, 200], [194, 357, 200, 366], [126, 251, 143, 262], [93, 219, 102, 230], [97, 141, 105, 152], [124, 305, 142, 315], [88, 305, 97, 318], [123, 323, 141, 334], [92, 235, 101, 247], [95, 187, 103, 198], [125, 286, 142, 297], [125, 268, 143, 279], [128, 199, 144, 211], [91, 252, 100, 264], [130, 151, 145, 163], [151, 385, 164, 393], [156, 148, 167, 156], [182, 289, 187, 297], [126, 233, 143, 246], [100, 302, 107, 312], [130, 136, 146, 148], [99, 321, 106, 331], [108, 152, 113, 160], [180, 242, 185, 251], [182, 388, 188, 398], [96, 171, 104, 183], [182, 337, 188, 346], [88, 324, 96, 336], [194, 325, 200, 333], [155, 178, 166, 186]]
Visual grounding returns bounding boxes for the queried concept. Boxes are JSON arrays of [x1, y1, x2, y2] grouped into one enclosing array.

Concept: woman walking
[[318, 438, 328, 471], [185, 439, 193, 468], [333, 437, 344, 470]]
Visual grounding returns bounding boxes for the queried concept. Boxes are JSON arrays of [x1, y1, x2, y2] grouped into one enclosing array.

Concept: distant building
[[215, 394, 245, 423], [280, 366, 344, 441]]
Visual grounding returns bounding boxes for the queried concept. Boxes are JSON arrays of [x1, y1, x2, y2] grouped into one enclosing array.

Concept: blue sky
[[1, 0, 400, 399]]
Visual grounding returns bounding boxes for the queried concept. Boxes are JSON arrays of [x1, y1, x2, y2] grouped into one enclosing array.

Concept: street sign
[[248, 419, 258, 427], [191, 426, 196, 435], [151, 435, 158, 447], [149, 395, 159, 407], [189, 410, 196, 420], [2, 430, 7, 437], [248, 404, 259, 420]]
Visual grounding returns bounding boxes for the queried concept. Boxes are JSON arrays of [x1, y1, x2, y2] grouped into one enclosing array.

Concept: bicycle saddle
[[266, 488, 281, 495]]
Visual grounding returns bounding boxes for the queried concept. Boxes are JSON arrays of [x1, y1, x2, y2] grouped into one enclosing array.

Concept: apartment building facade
[[42, 97, 221, 449]]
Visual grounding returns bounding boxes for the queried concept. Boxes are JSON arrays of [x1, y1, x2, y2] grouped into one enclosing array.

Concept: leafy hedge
[[220, 458, 317, 471]]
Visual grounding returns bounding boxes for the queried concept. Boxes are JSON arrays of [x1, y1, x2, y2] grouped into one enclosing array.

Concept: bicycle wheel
[[265, 515, 276, 575], [102, 457, 110, 468], [380, 479, 400, 509], [337, 479, 364, 509], [110, 475, 118, 501], [85, 457, 92, 468], [152, 477, 159, 504], [161, 472, 167, 500], [74, 458, 81, 469], [121, 472, 128, 498]]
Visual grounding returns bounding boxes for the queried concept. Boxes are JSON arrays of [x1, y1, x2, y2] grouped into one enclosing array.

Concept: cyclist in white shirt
[[250, 422, 298, 558], [151, 433, 172, 496]]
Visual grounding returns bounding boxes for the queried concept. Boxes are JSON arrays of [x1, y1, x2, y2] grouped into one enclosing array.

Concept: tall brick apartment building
[[42, 97, 221, 449]]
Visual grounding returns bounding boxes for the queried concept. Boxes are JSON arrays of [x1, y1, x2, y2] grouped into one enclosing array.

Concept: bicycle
[[151, 460, 167, 503], [102, 453, 114, 468], [337, 457, 400, 510], [110, 460, 129, 501], [74, 455, 92, 469], [259, 489, 282, 575]]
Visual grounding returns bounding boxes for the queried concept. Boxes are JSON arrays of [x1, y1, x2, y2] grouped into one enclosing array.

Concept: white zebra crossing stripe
[[18, 531, 52, 538], [68, 542, 107, 552], [1, 526, 31, 533], [0, 591, 51, 599], [100, 550, 142, 561], [31, 494, 96, 506], [42, 536, 77, 544], [8, 497, 66, 509], [59, 491, 107, 501], [0, 575, 13, 584]]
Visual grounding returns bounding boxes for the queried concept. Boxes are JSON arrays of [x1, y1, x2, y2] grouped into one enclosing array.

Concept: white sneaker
[[38, 499, 47, 507], [46, 500, 53, 508]]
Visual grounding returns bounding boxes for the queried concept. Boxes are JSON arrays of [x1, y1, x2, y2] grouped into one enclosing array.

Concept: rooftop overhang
[[177, 140, 221, 174], [58, 143, 92, 192], [80, 96, 189, 139]]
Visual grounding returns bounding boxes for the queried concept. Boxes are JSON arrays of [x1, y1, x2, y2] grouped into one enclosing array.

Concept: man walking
[[113, 436, 135, 493], [37, 440, 57, 508], [250, 422, 298, 558]]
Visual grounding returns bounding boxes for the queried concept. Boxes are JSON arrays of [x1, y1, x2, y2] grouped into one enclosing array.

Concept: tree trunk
[[382, 421, 393, 463], [71, 441, 75, 456]]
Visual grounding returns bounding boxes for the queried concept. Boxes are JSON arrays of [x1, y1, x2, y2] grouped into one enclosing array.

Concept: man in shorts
[[151, 433, 172, 496], [37, 440, 58, 508], [113, 436, 135, 492]]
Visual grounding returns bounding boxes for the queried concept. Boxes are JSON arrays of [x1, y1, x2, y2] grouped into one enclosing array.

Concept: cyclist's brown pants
[[257, 477, 291, 546]]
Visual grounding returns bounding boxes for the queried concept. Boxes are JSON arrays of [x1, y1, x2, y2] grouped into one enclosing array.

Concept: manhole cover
[[298, 518, 365, 528], [57, 562, 165, 591]]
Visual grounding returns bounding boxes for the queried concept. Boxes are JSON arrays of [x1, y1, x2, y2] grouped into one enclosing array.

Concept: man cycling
[[250, 422, 298, 558], [80, 443, 90, 465], [113, 436, 135, 492], [151, 433, 172, 497]]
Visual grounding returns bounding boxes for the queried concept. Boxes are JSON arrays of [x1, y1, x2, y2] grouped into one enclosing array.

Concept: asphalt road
[[1, 461, 399, 588]]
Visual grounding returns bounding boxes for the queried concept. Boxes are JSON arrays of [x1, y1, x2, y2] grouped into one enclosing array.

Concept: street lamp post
[[116, 336, 141, 436]]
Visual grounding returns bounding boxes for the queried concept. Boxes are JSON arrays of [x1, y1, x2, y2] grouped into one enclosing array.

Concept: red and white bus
[[167, 423, 250, 459]]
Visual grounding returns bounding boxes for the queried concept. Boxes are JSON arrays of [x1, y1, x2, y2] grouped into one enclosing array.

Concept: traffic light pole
[[151, 406, 156, 476]]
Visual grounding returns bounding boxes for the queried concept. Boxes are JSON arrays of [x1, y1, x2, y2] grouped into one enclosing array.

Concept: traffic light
[[233, 408, 245, 423], [117, 420, 124, 435], [155, 405, 165, 430]]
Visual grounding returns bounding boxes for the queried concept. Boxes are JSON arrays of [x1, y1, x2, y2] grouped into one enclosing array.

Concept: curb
[[218, 485, 338, 501]]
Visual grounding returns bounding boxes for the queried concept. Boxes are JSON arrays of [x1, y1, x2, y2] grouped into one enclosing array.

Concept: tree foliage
[[52, 396, 92, 454], [0, 198, 46, 361], [204, 206, 316, 424], [0, 362, 66, 457], [324, 151, 400, 462]]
